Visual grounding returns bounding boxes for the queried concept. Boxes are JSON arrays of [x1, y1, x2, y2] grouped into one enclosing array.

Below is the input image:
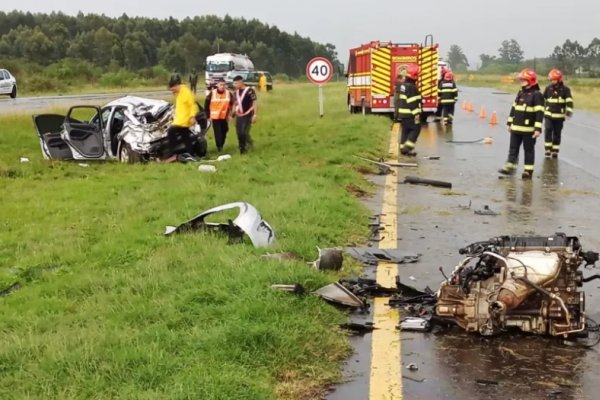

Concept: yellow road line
[[369, 122, 402, 400]]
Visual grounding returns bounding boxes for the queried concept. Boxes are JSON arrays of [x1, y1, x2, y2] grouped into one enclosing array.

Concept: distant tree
[[479, 54, 497, 70], [585, 38, 600, 71], [446, 45, 469, 71], [159, 40, 186, 73], [93, 27, 117, 67], [499, 39, 524, 64], [550, 39, 586, 74]]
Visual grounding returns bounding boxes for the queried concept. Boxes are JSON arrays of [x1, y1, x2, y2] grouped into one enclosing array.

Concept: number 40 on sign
[[306, 57, 334, 117]]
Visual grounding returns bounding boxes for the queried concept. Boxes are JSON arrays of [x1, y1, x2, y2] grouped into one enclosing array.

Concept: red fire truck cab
[[347, 35, 440, 119]]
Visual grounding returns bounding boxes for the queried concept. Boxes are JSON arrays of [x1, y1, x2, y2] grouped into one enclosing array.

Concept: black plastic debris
[[271, 284, 305, 294], [312, 248, 344, 271], [339, 322, 377, 334], [345, 247, 421, 266], [403, 176, 452, 189], [474, 205, 500, 216], [339, 277, 397, 297]]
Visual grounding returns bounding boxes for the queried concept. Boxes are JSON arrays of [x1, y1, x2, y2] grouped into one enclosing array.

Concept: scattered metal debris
[[403, 176, 452, 189], [165, 202, 275, 247], [353, 155, 418, 175], [271, 284, 305, 294], [344, 247, 421, 265], [339, 322, 377, 334], [403, 376, 425, 383], [399, 317, 431, 332], [474, 205, 500, 216], [406, 363, 419, 371], [314, 282, 367, 310], [311, 247, 344, 271], [19, 157, 29, 163], [423, 156, 440, 160], [78, 163, 89, 168], [446, 137, 493, 144], [339, 277, 397, 297], [457, 200, 472, 210]]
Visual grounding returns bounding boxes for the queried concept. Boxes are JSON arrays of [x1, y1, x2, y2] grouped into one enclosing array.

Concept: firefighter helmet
[[444, 71, 454, 81], [548, 68, 563, 82], [406, 65, 420, 80], [518, 68, 538, 87]]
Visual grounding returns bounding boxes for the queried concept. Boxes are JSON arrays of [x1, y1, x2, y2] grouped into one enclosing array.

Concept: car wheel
[[118, 141, 141, 164], [9, 86, 17, 99]]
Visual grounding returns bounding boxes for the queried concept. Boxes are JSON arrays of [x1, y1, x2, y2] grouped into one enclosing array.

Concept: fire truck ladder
[[418, 35, 439, 101]]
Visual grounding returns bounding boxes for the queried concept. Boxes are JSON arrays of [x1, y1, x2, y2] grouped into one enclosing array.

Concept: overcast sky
[[2, 0, 598, 67]]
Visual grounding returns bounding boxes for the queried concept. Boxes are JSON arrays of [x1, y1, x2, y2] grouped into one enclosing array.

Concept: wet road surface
[[0, 90, 169, 115], [329, 86, 600, 400]]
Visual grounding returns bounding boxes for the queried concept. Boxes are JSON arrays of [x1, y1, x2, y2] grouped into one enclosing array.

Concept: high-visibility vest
[[209, 89, 231, 120]]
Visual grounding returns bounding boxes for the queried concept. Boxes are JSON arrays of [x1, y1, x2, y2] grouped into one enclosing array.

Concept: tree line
[[0, 11, 338, 77], [446, 38, 600, 77]]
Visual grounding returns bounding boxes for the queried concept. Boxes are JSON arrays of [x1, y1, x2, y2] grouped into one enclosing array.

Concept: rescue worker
[[434, 65, 451, 121], [438, 71, 458, 124], [189, 68, 198, 94], [165, 74, 199, 162], [498, 68, 545, 180], [204, 78, 234, 152], [258, 72, 268, 93], [395, 65, 422, 156], [233, 75, 258, 154], [543, 68, 574, 158]]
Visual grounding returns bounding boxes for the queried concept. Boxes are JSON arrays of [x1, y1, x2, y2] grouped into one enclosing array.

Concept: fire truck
[[346, 35, 441, 118]]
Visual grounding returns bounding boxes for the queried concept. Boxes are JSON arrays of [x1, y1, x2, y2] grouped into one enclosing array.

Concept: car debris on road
[[403, 176, 452, 189], [165, 202, 275, 247], [474, 205, 500, 216]]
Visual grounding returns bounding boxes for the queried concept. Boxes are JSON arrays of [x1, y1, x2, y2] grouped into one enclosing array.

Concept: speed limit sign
[[306, 57, 334, 84]]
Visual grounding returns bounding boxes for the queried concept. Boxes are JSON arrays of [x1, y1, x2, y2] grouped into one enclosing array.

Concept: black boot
[[521, 170, 533, 180]]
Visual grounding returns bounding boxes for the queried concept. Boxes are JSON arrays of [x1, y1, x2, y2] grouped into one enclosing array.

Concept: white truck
[[205, 53, 254, 88]]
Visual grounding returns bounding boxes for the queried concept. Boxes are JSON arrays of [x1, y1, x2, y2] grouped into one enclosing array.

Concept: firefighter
[[434, 65, 451, 121], [204, 78, 234, 152], [498, 68, 545, 180], [438, 71, 458, 124], [395, 65, 422, 156], [543, 68, 574, 158]]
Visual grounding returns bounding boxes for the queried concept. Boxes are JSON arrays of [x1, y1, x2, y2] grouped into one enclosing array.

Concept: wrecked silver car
[[165, 202, 275, 248], [435, 234, 599, 339], [33, 96, 210, 163]]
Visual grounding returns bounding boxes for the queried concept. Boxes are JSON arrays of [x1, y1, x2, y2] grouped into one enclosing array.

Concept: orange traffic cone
[[462, 100, 467, 111], [490, 111, 498, 125], [467, 102, 474, 112], [479, 107, 487, 119]]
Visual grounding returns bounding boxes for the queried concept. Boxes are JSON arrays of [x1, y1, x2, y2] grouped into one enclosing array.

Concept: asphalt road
[[0, 90, 170, 115], [329, 86, 600, 400]]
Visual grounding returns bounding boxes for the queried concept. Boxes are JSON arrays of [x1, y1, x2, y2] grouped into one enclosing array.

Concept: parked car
[[225, 70, 273, 91], [33, 96, 210, 163], [0, 69, 17, 98]]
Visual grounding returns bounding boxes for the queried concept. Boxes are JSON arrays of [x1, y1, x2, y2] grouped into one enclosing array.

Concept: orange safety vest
[[209, 89, 231, 120]]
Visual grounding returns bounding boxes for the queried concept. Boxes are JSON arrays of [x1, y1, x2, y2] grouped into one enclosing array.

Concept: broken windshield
[[207, 62, 231, 72]]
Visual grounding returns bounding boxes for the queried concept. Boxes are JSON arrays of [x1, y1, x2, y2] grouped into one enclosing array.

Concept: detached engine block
[[436, 234, 599, 337]]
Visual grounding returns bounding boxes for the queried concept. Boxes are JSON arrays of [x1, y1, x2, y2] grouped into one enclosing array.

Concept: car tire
[[118, 141, 141, 164], [9, 86, 17, 99]]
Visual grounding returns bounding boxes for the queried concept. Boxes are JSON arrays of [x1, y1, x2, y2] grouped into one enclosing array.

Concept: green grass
[[459, 74, 600, 114], [0, 83, 389, 399]]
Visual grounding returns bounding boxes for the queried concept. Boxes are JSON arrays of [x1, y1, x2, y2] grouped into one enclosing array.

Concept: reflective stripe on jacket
[[395, 78, 421, 118], [543, 83, 574, 120], [209, 89, 231, 120], [438, 80, 458, 104], [507, 85, 545, 134]]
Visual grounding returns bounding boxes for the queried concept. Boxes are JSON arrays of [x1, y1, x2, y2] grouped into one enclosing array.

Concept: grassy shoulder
[[0, 83, 389, 399], [458, 74, 600, 114]]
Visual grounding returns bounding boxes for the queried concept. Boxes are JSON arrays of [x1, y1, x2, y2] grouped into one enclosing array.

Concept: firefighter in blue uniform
[[438, 71, 458, 124], [498, 68, 545, 180], [543, 68, 574, 158]]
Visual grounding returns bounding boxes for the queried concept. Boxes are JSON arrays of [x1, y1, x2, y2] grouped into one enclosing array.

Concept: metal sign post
[[306, 57, 334, 117], [318, 84, 324, 118]]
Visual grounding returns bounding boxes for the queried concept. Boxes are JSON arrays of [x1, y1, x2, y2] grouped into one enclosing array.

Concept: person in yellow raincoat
[[258, 73, 267, 93]]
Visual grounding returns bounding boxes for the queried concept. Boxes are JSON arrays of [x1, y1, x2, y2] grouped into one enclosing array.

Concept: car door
[[61, 105, 107, 159], [0, 70, 8, 94], [32, 113, 73, 160]]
